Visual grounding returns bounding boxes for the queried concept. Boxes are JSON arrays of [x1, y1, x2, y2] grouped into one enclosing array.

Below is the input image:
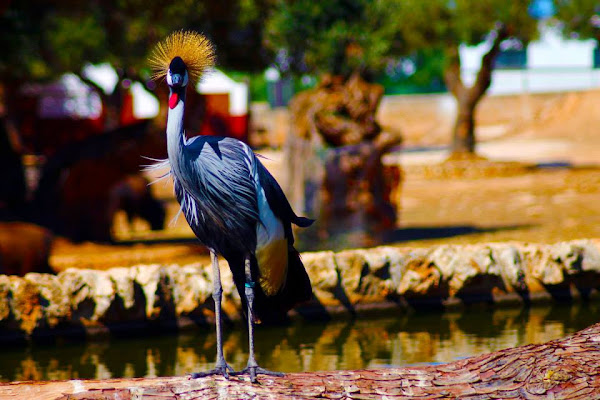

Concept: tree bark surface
[[3, 322, 600, 399]]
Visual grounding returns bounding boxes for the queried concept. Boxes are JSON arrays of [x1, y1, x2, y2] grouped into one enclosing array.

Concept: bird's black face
[[167, 56, 189, 89], [167, 56, 188, 109]]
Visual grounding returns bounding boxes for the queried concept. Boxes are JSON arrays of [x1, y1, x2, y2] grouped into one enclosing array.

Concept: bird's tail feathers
[[278, 246, 313, 307], [230, 247, 312, 325], [292, 216, 315, 228]]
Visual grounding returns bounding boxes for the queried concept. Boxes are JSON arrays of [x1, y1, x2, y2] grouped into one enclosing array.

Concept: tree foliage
[[264, 0, 400, 75], [0, 0, 271, 84], [265, 0, 539, 77], [1, 0, 52, 81], [555, 0, 600, 41], [390, 0, 538, 57], [389, 0, 539, 155], [265, 0, 540, 154]]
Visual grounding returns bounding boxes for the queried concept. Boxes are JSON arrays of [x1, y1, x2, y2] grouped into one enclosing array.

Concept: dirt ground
[[398, 164, 600, 248], [394, 87, 600, 247], [50, 90, 600, 270]]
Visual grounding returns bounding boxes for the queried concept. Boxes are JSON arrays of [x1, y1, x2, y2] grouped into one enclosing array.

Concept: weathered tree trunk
[[3, 322, 600, 399], [453, 98, 477, 154], [444, 26, 509, 158], [287, 73, 402, 249]]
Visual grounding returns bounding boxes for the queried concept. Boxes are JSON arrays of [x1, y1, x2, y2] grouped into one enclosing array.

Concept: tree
[[391, 0, 538, 157], [266, 0, 540, 157], [555, 0, 600, 42], [1, 0, 272, 129], [265, 1, 404, 248], [264, 0, 399, 76], [1, 0, 187, 129], [1, 0, 275, 238]]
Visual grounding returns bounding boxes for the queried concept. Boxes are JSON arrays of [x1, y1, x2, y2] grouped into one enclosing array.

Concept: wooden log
[[3, 322, 600, 399]]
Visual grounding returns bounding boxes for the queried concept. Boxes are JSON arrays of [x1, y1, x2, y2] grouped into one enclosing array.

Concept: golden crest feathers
[[149, 31, 215, 84]]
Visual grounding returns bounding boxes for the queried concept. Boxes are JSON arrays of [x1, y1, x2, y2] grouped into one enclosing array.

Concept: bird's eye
[[166, 70, 173, 86]]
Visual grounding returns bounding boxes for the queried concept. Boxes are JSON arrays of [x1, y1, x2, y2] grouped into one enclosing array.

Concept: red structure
[[14, 69, 250, 155], [15, 75, 105, 155], [193, 69, 249, 142]]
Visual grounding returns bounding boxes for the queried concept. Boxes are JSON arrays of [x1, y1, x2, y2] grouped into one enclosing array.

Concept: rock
[[388, 248, 424, 290], [334, 247, 398, 299], [170, 263, 212, 315], [333, 249, 366, 294], [579, 240, 600, 272], [492, 244, 526, 291], [59, 268, 115, 323], [132, 264, 162, 319], [9, 276, 43, 334], [431, 245, 480, 296], [398, 257, 442, 297], [301, 251, 338, 303], [107, 267, 138, 310], [24, 273, 69, 328], [1, 239, 600, 340], [0, 275, 10, 322]]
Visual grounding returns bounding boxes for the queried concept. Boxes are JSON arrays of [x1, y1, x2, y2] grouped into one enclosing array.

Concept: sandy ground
[[399, 164, 600, 247]]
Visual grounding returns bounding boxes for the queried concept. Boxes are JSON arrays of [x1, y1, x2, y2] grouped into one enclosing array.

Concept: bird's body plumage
[[174, 135, 259, 254], [165, 130, 312, 322], [149, 30, 312, 381]]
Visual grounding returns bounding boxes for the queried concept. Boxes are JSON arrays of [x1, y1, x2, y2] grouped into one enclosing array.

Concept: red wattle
[[169, 93, 179, 109]]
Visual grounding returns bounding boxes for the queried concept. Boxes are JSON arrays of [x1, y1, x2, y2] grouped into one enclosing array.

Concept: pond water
[[1, 303, 598, 382]]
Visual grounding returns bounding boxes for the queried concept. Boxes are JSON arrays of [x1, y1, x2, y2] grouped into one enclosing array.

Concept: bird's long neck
[[166, 87, 187, 171]]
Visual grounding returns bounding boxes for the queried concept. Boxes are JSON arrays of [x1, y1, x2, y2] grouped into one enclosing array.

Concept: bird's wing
[[255, 160, 314, 234], [180, 136, 259, 251], [252, 155, 314, 296]]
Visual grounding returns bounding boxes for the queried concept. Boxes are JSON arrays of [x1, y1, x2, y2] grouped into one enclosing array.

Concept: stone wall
[[1, 239, 600, 341]]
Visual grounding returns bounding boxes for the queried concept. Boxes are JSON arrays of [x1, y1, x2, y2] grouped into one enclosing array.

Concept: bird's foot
[[232, 366, 284, 384], [189, 362, 234, 380]]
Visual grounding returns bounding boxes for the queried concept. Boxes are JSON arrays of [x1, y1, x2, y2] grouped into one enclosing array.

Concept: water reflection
[[1, 303, 598, 381]]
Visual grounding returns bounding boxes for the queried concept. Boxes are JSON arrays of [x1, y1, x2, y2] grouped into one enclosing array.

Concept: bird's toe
[[189, 364, 234, 380], [232, 366, 284, 383]]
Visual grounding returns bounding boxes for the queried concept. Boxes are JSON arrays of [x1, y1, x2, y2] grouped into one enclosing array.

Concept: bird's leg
[[190, 250, 234, 379], [232, 255, 284, 383]]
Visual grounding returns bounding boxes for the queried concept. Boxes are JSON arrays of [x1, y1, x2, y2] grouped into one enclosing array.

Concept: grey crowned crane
[[148, 31, 313, 383]]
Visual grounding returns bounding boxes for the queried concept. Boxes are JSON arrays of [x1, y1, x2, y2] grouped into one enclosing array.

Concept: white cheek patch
[[183, 72, 189, 86], [166, 70, 173, 85]]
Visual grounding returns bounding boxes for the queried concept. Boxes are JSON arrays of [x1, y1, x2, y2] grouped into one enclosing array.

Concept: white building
[[460, 26, 600, 95]]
